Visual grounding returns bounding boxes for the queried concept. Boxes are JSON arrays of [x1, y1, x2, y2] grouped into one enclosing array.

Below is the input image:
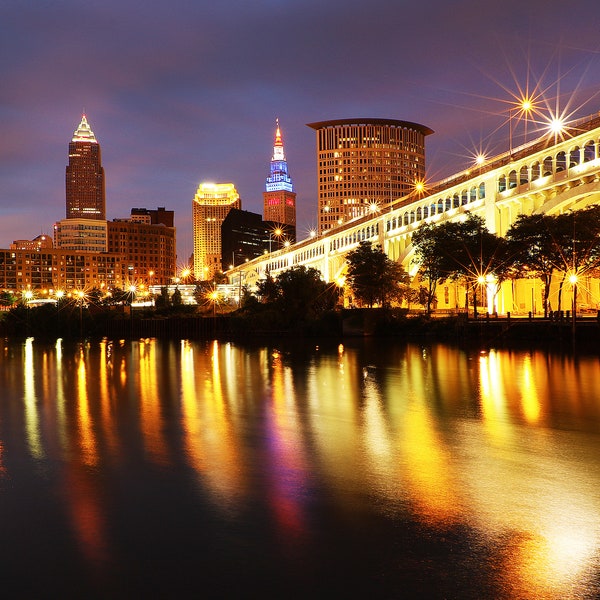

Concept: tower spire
[[263, 118, 296, 241], [72, 114, 97, 143], [272, 117, 285, 161]]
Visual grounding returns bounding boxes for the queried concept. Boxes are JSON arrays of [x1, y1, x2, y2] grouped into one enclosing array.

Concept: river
[[0, 336, 599, 598]]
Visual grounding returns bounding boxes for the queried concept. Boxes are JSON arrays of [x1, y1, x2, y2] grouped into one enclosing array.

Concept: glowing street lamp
[[509, 96, 536, 156], [269, 227, 284, 253], [569, 272, 578, 332], [208, 288, 219, 318], [75, 289, 86, 337], [548, 116, 566, 144], [414, 179, 426, 194]]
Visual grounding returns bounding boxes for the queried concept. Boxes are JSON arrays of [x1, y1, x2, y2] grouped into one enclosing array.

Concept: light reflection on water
[[0, 337, 599, 597]]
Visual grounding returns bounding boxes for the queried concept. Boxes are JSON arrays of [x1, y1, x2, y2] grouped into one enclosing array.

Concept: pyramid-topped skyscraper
[[65, 114, 106, 220]]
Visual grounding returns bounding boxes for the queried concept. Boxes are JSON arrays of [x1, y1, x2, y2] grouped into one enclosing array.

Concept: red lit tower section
[[263, 119, 296, 242]]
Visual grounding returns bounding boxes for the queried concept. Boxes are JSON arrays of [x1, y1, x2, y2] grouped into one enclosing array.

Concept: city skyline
[[1, 1, 600, 260]]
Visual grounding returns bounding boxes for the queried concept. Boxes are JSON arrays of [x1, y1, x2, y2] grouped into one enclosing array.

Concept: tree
[[171, 287, 182, 306], [250, 265, 337, 326], [0, 291, 17, 307], [275, 265, 338, 320], [346, 241, 410, 308], [412, 222, 449, 314], [505, 213, 570, 317], [412, 214, 509, 316], [256, 272, 280, 304], [155, 286, 171, 309], [505, 208, 600, 315]]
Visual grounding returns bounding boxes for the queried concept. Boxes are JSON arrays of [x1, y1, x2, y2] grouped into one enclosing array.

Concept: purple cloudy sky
[[1, 0, 600, 260]]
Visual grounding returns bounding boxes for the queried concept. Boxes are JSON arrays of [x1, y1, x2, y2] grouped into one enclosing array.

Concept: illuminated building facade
[[307, 118, 433, 233], [54, 218, 108, 253], [66, 115, 106, 220], [0, 247, 126, 292], [107, 208, 176, 286], [263, 119, 296, 241], [11, 234, 53, 251], [193, 183, 241, 280]]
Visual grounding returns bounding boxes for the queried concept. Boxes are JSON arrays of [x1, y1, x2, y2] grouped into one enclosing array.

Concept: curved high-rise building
[[263, 119, 296, 242], [307, 118, 433, 234], [66, 115, 106, 220]]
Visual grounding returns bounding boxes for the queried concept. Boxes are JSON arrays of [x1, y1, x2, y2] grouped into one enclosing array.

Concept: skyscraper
[[192, 182, 241, 280], [307, 118, 433, 234], [263, 119, 296, 242], [66, 114, 106, 220]]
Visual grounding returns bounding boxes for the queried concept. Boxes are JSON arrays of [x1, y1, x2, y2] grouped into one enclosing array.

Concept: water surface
[[1, 337, 599, 598]]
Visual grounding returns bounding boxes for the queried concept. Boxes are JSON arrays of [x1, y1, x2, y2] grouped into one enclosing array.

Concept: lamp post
[[569, 273, 578, 337], [76, 290, 85, 338], [509, 97, 534, 157], [269, 227, 283, 253], [23, 289, 33, 335]]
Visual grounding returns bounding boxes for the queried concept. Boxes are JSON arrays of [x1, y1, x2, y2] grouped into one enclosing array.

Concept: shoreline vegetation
[[1, 304, 599, 352]]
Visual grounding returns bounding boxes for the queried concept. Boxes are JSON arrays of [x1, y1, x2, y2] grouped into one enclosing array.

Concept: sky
[[1, 0, 600, 262]]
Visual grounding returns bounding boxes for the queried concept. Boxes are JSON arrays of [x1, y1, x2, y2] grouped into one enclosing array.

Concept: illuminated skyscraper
[[263, 119, 296, 241], [307, 118, 433, 234], [66, 115, 106, 220], [193, 182, 241, 280]]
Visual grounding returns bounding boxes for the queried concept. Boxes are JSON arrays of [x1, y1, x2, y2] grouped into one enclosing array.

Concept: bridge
[[227, 112, 600, 315]]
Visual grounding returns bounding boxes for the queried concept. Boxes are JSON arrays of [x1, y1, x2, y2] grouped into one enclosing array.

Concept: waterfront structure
[[263, 119, 296, 241], [192, 183, 241, 280], [108, 208, 176, 286], [0, 247, 125, 292], [229, 112, 600, 314], [221, 208, 288, 270], [307, 118, 433, 234], [66, 115, 106, 220]]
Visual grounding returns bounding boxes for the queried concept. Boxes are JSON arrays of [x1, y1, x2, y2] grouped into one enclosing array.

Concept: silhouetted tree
[[346, 241, 409, 308]]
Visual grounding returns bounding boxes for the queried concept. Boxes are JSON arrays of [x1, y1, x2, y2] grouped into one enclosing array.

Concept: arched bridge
[[229, 112, 600, 304]]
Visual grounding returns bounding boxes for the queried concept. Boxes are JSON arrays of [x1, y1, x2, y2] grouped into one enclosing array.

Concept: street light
[[474, 275, 486, 318], [75, 290, 85, 337], [208, 287, 219, 318], [269, 227, 283, 253], [509, 96, 536, 157], [569, 272, 578, 335]]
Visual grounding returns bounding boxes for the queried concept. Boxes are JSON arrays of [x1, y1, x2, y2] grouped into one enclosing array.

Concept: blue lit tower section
[[263, 119, 296, 242]]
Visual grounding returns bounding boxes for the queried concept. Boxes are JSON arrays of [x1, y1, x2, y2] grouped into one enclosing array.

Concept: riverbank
[[2, 305, 599, 351]]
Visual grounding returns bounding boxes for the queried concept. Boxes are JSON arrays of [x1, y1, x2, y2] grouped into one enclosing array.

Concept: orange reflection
[[399, 397, 461, 525], [76, 346, 98, 467], [180, 340, 245, 511], [138, 339, 170, 466], [63, 467, 109, 570]]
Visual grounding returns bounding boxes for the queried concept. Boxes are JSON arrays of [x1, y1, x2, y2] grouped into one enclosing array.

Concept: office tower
[[108, 207, 177, 286], [263, 119, 296, 241], [307, 118, 433, 234], [221, 208, 286, 270], [66, 114, 106, 220], [192, 183, 241, 280]]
